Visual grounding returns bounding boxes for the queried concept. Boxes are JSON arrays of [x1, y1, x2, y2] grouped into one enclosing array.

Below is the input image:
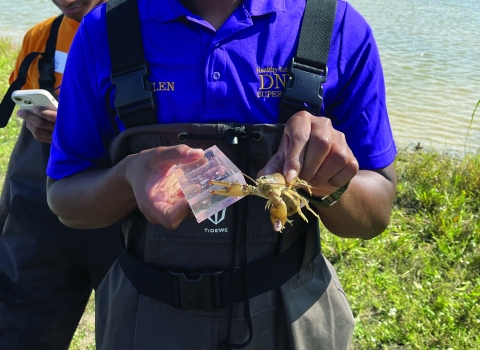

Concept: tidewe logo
[[205, 208, 229, 233], [256, 66, 289, 99]]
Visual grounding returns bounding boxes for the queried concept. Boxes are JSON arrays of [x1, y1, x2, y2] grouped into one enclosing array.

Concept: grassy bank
[[1, 37, 479, 349], [322, 149, 479, 349]]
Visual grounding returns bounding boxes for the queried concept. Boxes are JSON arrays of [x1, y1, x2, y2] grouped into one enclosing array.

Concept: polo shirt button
[[213, 72, 221, 80]]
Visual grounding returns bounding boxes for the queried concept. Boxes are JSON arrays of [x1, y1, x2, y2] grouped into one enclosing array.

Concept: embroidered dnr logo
[[207, 208, 226, 225], [256, 66, 289, 98]]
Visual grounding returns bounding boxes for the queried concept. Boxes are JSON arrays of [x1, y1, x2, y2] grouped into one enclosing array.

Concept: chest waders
[[0, 15, 121, 350], [99, 0, 355, 349]]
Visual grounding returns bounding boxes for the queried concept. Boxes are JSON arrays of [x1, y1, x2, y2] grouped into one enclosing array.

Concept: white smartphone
[[11, 89, 58, 111]]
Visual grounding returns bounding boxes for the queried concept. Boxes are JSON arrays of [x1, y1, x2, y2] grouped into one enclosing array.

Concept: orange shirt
[[9, 16, 80, 94]]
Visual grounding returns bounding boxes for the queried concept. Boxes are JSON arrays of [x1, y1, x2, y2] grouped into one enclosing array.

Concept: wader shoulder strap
[[0, 14, 63, 128], [106, 0, 157, 129], [38, 14, 63, 94], [105, 0, 335, 129], [279, 0, 337, 123]]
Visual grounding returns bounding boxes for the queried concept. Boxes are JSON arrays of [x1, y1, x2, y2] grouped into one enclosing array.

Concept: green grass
[[1, 37, 479, 349], [322, 149, 480, 349], [69, 294, 96, 350], [0, 37, 22, 184]]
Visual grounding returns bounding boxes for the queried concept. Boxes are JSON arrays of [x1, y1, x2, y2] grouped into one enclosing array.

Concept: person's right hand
[[17, 106, 57, 143], [123, 144, 204, 229]]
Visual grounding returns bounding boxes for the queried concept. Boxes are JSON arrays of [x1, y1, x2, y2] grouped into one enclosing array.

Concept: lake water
[[1, 0, 479, 154], [348, 0, 480, 155], [0, 0, 60, 41]]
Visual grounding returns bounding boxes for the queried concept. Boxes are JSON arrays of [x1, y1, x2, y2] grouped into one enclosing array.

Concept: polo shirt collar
[[245, 0, 286, 16], [151, 0, 285, 23]]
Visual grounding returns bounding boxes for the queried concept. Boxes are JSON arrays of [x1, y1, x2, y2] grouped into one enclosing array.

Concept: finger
[[327, 160, 358, 188], [152, 144, 204, 170], [312, 148, 358, 188], [30, 107, 57, 122], [38, 108, 57, 122], [25, 122, 53, 143], [33, 105, 57, 115], [160, 198, 192, 230], [297, 117, 333, 182], [282, 112, 312, 182], [24, 113, 55, 132], [143, 197, 191, 230], [16, 109, 27, 119]]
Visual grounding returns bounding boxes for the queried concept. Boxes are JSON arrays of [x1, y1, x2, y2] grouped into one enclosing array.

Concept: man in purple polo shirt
[[47, 0, 397, 348]]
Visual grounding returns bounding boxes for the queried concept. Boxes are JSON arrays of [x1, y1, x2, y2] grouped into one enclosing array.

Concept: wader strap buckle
[[110, 62, 157, 128], [111, 63, 156, 128], [169, 271, 224, 312], [279, 59, 327, 123]]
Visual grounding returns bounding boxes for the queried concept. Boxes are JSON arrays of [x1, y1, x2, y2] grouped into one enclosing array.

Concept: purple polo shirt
[[47, 0, 396, 180]]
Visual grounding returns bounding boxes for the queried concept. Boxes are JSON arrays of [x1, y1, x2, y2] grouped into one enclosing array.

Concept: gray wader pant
[[96, 123, 355, 350], [0, 123, 121, 350]]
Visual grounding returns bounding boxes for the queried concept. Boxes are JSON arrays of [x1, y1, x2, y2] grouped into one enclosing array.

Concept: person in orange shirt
[[0, 1, 120, 349]]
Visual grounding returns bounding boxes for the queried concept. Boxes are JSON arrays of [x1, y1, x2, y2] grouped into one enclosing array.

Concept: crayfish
[[209, 173, 319, 232]]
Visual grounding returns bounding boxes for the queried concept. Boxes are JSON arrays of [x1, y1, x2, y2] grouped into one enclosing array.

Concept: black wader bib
[[96, 123, 355, 350]]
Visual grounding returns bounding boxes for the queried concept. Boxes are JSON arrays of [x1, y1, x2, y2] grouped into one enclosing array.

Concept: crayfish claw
[[273, 220, 283, 232], [209, 181, 252, 197], [208, 173, 318, 233]]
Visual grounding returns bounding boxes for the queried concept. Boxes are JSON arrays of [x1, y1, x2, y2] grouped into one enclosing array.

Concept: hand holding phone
[[11, 89, 58, 143], [11, 89, 58, 111]]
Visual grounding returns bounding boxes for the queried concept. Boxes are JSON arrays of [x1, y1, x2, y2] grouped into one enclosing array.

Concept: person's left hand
[[17, 106, 56, 143], [258, 111, 359, 197]]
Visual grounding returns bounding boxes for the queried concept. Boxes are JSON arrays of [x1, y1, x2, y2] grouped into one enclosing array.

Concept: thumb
[[158, 144, 205, 169], [258, 156, 283, 178]]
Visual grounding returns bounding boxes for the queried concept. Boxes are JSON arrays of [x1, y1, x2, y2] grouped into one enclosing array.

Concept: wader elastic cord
[[0, 15, 63, 128], [222, 136, 243, 349], [222, 199, 240, 349], [222, 133, 253, 349], [239, 140, 254, 348]]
